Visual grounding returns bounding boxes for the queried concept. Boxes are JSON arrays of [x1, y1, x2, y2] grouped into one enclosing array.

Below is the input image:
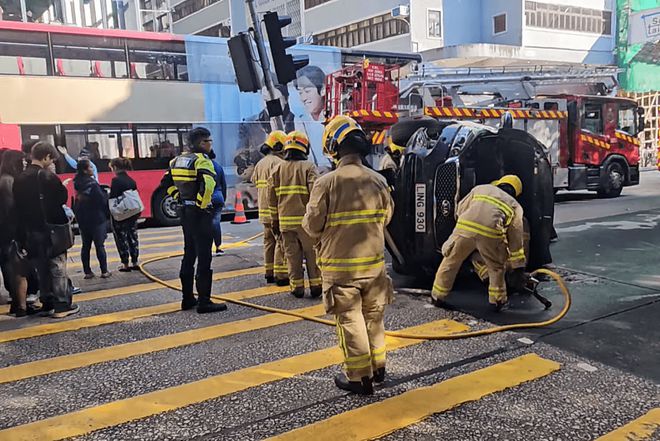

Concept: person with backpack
[[109, 158, 141, 272], [73, 159, 111, 279]]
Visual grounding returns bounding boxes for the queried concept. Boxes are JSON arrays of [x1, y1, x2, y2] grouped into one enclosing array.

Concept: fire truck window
[[583, 105, 603, 134], [618, 106, 637, 135], [544, 102, 559, 111]]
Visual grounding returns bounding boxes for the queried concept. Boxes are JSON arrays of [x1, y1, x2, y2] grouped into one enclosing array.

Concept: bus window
[[583, 104, 603, 134], [50, 34, 127, 78], [127, 39, 187, 81], [136, 130, 182, 159], [618, 105, 637, 136], [0, 30, 50, 75]]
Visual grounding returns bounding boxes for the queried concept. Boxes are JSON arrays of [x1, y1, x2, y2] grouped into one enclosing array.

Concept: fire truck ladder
[[399, 64, 621, 110]]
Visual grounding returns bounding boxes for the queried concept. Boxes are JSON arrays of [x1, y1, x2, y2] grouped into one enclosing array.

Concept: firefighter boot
[[334, 373, 374, 395], [373, 367, 386, 384], [265, 275, 276, 284], [180, 273, 197, 311], [195, 271, 227, 314], [291, 287, 305, 299], [309, 285, 322, 298], [276, 277, 290, 287]]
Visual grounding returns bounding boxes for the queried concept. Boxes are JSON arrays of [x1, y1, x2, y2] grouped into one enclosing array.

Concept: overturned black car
[[385, 118, 555, 278]]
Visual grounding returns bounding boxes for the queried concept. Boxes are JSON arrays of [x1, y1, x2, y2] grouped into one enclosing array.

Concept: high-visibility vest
[[165, 152, 216, 209]]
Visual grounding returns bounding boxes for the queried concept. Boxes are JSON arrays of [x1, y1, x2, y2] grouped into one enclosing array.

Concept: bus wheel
[[153, 190, 180, 226], [597, 162, 624, 198]]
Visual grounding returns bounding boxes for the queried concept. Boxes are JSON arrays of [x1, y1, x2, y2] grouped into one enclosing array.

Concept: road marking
[[0, 304, 326, 384], [0, 284, 289, 344], [70, 233, 184, 250], [595, 408, 660, 441], [0, 267, 263, 315], [69, 240, 185, 257], [266, 353, 560, 441], [0, 320, 469, 441], [67, 243, 250, 270]]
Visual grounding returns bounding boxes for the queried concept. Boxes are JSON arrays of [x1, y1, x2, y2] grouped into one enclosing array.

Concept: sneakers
[[181, 295, 198, 311], [26, 294, 39, 303], [52, 304, 80, 319], [39, 304, 55, 317], [197, 300, 228, 314], [101, 272, 112, 279], [334, 373, 374, 395], [84, 273, 95, 280], [214, 248, 225, 257], [310, 286, 322, 298], [71, 286, 82, 295]]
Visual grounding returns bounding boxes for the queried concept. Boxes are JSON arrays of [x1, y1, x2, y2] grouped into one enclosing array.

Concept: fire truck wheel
[[597, 162, 624, 198], [153, 189, 181, 227]]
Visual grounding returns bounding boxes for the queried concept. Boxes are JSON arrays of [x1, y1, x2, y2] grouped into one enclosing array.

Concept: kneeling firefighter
[[251, 130, 289, 285], [162, 127, 227, 313], [269, 131, 322, 298], [304, 115, 394, 395], [432, 175, 527, 309]]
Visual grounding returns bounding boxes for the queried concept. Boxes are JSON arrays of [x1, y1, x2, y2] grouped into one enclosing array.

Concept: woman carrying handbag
[[109, 158, 142, 272]]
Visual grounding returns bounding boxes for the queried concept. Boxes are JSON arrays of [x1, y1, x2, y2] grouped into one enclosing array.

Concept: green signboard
[[618, 0, 660, 92]]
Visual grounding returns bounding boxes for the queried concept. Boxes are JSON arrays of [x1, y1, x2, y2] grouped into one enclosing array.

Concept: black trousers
[[179, 206, 214, 299]]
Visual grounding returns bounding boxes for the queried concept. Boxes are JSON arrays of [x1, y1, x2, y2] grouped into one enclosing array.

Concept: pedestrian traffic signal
[[263, 11, 309, 85]]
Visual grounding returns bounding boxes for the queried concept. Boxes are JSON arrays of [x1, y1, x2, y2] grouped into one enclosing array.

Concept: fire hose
[[139, 232, 571, 340]]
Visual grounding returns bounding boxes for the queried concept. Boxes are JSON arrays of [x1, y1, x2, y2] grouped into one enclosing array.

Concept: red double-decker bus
[[0, 21, 419, 225]]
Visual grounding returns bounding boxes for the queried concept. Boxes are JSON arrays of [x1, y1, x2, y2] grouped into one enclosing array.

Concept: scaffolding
[[620, 90, 660, 168]]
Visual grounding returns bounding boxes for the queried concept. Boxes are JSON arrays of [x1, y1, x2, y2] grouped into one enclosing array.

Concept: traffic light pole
[[245, 0, 285, 131]]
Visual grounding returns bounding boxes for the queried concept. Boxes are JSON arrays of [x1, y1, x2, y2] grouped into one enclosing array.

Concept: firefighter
[[161, 127, 227, 314], [304, 115, 394, 395], [431, 175, 527, 310], [269, 130, 322, 298], [251, 130, 289, 285]]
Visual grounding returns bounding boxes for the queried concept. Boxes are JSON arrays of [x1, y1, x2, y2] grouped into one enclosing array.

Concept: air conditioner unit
[[391, 5, 410, 18]]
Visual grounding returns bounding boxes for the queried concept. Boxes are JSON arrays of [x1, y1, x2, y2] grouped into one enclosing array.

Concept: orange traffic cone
[[231, 191, 250, 224]]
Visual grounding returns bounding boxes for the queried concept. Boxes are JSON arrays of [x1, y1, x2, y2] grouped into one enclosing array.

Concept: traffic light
[[228, 32, 261, 93], [263, 11, 309, 85]]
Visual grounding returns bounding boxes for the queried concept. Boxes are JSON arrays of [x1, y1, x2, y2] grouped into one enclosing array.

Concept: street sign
[[629, 7, 660, 45]]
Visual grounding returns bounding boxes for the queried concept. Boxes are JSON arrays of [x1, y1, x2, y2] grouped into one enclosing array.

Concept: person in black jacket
[[14, 142, 78, 318], [109, 158, 140, 272], [73, 159, 111, 279]]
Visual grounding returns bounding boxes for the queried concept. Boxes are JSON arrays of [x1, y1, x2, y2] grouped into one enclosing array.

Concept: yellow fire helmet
[[492, 175, 523, 197], [386, 136, 406, 155], [264, 130, 288, 152], [284, 130, 310, 155], [321, 115, 365, 158]]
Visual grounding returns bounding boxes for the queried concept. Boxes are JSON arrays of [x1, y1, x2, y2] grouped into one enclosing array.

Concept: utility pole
[[245, 0, 285, 131]]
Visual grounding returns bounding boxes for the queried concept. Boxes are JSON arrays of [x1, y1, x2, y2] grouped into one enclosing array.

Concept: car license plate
[[415, 183, 426, 233]]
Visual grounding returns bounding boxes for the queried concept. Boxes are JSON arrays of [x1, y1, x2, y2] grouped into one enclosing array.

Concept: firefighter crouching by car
[[303, 116, 394, 395], [251, 130, 289, 285], [431, 175, 527, 310], [269, 131, 322, 298], [161, 127, 227, 314]]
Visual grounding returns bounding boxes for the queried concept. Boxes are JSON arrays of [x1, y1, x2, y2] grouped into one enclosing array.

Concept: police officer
[[269, 131, 321, 298], [251, 130, 289, 285], [431, 175, 526, 310], [304, 116, 394, 395], [162, 127, 227, 314]]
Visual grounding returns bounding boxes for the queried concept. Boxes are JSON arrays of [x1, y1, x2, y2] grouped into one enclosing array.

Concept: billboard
[[628, 7, 660, 45]]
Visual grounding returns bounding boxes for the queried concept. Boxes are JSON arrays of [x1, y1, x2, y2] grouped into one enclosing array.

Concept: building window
[[172, 0, 221, 22], [525, 1, 612, 35], [428, 10, 442, 39], [314, 12, 410, 48], [493, 13, 507, 34]]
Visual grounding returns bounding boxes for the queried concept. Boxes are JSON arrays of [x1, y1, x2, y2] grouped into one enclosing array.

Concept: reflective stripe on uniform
[[309, 277, 322, 286], [326, 209, 387, 227], [255, 179, 268, 189], [275, 185, 309, 196], [371, 346, 386, 362], [264, 263, 274, 270], [279, 215, 305, 226], [432, 283, 449, 297], [508, 248, 525, 262], [290, 278, 305, 289], [318, 254, 385, 272], [344, 352, 372, 369], [258, 209, 271, 218], [456, 219, 504, 239], [473, 194, 514, 225]]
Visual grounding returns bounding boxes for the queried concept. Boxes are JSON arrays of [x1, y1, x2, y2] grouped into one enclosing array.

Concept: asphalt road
[[0, 174, 657, 440]]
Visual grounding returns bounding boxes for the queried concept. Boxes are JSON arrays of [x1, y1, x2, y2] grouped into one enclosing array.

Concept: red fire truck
[[424, 94, 643, 198]]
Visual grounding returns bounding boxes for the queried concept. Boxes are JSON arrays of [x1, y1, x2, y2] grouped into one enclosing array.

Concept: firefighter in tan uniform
[[269, 131, 322, 298], [431, 175, 526, 310], [304, 116, 394, 395], [251, 131, 289, 285]]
